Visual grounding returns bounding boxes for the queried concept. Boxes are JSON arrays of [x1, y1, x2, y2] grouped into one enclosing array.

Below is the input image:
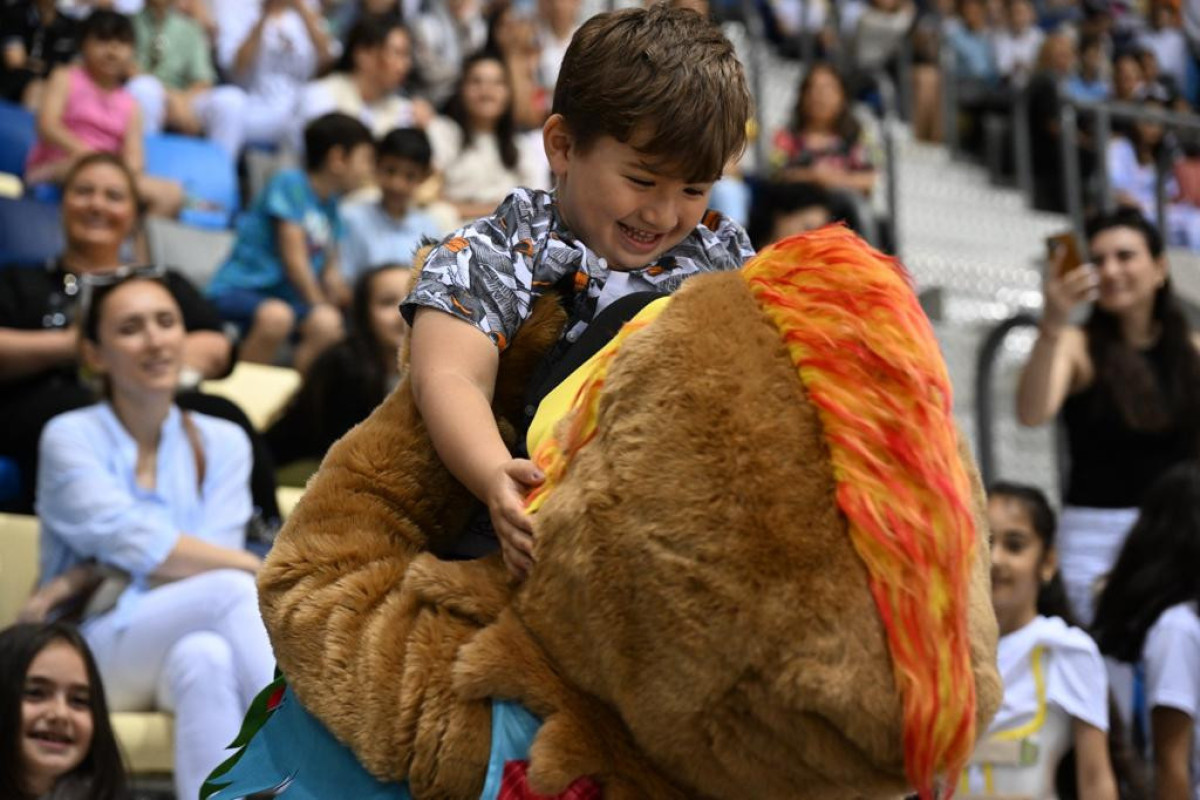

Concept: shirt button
[[566, 331, 579, 342]]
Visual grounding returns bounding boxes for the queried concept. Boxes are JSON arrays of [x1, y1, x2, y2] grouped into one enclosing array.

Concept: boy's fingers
[[502, 502, 536, 535], [502, 549, 530, 580], [502, 523, 535, 558], [505, 459, 545, 487], [499, 535, 532, 578]]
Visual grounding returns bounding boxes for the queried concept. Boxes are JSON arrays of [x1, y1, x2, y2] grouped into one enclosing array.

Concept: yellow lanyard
[[961, 645, 1047, 794]]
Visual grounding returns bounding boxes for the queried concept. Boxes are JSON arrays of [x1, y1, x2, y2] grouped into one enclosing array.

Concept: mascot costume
[[203, 227, 1003, 800]]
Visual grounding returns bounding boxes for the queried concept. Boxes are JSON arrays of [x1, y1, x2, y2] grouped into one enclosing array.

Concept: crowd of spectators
[[2, 1, 1200, 799]]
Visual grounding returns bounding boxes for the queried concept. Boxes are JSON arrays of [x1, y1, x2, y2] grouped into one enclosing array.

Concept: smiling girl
[[1018, 210, 1200, 625], [961, 483, 1118, 799], [427, 52, 547, 221], [0, 621, 128, 800], [265, 264, 412, 468]]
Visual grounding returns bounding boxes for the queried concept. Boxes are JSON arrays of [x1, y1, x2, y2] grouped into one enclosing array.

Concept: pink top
[[26, 66, 135, 173]]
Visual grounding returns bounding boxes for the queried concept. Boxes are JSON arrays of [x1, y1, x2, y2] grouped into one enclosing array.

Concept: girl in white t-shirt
[[1094, 463, 1200, 800], [960, 482, 1118, 799], [426, 52, 548, 222]]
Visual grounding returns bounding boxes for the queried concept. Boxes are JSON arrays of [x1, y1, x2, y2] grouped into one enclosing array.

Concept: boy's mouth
[[618, 222, 663, 253]]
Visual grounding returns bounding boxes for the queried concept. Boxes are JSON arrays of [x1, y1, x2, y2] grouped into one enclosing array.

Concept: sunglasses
[[76, 264, 167, 325]]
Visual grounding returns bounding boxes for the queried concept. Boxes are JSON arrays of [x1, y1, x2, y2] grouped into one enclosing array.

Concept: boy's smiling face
[[544, 115, 715, 270], [378, 154, 428, 217]]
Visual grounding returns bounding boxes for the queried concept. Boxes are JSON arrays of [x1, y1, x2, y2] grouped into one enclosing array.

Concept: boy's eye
[[626, 176, 654, 188], [683, 187, 706, 198]]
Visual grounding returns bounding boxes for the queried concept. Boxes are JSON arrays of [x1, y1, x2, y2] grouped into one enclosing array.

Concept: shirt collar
[[98, 402, 183, 459]]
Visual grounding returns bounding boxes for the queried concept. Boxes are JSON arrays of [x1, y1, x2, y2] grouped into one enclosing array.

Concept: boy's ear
[[542, 114, 573, 178]]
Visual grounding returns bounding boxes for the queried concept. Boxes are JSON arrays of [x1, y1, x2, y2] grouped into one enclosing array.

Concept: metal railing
[[1059, 98, 1200, 241], [973, 312, 1067, 489], [722, 2, 905, 253]]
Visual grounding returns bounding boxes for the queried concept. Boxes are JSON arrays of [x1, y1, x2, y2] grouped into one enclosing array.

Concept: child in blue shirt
[[207, 112, 375, 373], [340, 128, 442, 283], [402, 4, 755, 578]]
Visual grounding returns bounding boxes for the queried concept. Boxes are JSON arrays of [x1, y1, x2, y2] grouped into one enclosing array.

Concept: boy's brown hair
[[552, 3, 751, 183]]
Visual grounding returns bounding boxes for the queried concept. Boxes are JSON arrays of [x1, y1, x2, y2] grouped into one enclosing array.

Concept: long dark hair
[[445, 52, 519, 170], [1127, 99, 1169, 164], [337, 16, 409, 75], [1093, 462, 1200, 663], [789, 62, 861, 146], [988, 481, 1078, 624], [1083, 210, 1200, 440], [347, 263, 407, 401], [269, 264, 408, 462], [0, 623, 129, 800]]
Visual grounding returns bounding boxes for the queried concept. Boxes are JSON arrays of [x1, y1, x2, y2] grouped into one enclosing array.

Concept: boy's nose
[[639, 196, 677, 233]]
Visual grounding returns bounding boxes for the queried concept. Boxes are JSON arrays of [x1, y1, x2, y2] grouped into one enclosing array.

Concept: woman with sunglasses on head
[[0, 153, 280, 526], [29, 269, 276, 800]]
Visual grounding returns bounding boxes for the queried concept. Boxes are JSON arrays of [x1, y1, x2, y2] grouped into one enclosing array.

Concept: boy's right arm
[[409, 307, 542, 578], [276, 219, 328, 305]]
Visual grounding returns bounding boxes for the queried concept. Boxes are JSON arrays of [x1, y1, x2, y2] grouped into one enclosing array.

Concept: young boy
[[207, 112, 374, 373], [403, 4, 754, 578], [340, 127, 442, 283]]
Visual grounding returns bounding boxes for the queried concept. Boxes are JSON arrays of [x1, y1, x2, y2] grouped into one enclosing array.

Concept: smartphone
[[1046, 232, 1084, 278]]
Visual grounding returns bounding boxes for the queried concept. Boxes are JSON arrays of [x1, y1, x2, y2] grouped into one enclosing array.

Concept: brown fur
[[259, 259, 1000, 797]]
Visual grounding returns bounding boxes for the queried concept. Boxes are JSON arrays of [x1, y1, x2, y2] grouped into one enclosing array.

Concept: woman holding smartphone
[[1017, 208, 1200, 626]]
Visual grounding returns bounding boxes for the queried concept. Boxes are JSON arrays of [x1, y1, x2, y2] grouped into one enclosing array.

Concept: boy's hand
[[487, 459, 544, 580]]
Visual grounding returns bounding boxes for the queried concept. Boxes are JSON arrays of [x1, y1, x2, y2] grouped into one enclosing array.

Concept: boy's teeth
[[622, 224, 656, 243]]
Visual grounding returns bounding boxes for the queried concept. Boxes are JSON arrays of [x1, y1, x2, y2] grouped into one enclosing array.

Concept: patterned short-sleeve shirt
[[401, 188, 755, 350]]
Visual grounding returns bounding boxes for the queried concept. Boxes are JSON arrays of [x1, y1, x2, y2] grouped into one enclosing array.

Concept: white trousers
[[240, 93, 301, 150], [84, 569, 276, 800], [127, 76, 249, 158], [1057, 505, 1139, 627]]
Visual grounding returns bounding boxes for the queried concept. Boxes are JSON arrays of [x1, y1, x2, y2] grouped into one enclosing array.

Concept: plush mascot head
[[208, 226, 1001, 800]]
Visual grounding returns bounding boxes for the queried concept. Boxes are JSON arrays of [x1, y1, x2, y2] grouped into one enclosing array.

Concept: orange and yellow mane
[[744, 227, 977, 797], [527, 227, 978, 797]]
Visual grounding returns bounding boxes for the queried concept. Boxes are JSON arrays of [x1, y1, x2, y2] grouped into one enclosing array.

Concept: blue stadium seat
[[0, 457, 21, 508], [0, 100, 36, 178], [0, 196, 63, 266], [144, 133, 239, 229]]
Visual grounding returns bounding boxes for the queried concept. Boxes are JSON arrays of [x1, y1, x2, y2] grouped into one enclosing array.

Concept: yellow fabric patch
[[524, 297, 671, 514]]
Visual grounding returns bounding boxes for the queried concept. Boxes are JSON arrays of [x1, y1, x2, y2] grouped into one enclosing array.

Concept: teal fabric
[[481, 701, 544, 799], [204, 687, 542, 800]]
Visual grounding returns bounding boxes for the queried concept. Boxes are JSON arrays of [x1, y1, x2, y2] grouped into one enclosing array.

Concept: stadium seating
[[144, 133, 239, 229], [0, 457, 21, 508], [0, 196, 63, 265], [145, 216, 234, 290], [0, 100, 35, 178]]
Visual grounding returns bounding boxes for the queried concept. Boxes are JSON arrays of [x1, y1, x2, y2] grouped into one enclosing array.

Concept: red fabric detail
[[497, 760, 601, 800], [266, 685, 285, 711]]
